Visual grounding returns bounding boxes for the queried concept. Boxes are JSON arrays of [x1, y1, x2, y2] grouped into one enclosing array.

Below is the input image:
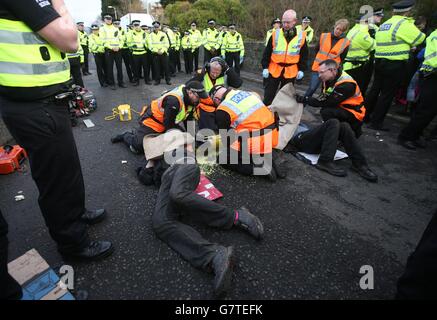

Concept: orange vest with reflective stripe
[[142, 89, 186, 132], [217, 90, 278, 154], [312, 33, 350, 72], [268, 28, 307, 78], [323, 72, 366, 122]]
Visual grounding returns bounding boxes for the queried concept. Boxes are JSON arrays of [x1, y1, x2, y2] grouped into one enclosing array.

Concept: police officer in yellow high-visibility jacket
[[343, 16, 375, 95], [203, 19, 221, 63], [150, 21, 171, 85], [296, 16, 314, 44], [89, 24, 108, 87], [100, 14, 126, 90], [221, 24, 245, 76], [114, 20, 134, 84], [189, 21, 203, 71], [129, 20, 150, 86], [181, 30, 193, 74], [0, 2, 113, 289], [365, 0, 425, 130], [173, 27, 182, 73], [66, 31, 85, 87], [398, 22, 437, 150], [265, 18, 281, 47], [77, 22, 90, 75], [163, 24, 177, 77]]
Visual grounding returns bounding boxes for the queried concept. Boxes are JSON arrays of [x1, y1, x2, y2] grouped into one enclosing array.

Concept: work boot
[[272, 149, 287, 179], [234, 207, 264, 240], [351, 164, 378, 183], [315, 160, 347, 177], [60, 241, 114, 262], [111, 133, 125, 144], [81, 209, 106, 225], [211, 246, 234, 298]]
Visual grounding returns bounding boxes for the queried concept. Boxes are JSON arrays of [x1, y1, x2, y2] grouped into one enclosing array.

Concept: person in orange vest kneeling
[[210, 86, 285, 182], [111, 81, 207, 154], [296, 59, 366, 138]]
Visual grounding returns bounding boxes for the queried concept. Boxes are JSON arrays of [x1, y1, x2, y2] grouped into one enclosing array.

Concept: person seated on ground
[[111, 81, 207, 154], [137, 129, 264, 297], [209, 85, 285, 182], [190, 57, 242, 132], [296, 59, 366, 138], [285, 118, 378, 182]]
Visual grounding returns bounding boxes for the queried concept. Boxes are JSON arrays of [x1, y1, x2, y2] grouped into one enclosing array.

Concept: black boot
[[211, 246, 234, 298], [60, 241, 114, 262], [81, 209, 106, 225], [272, 149, 287, 179], [111, 133, 126, 144], [315, 160, 347, 177], [234, 207, 264, 240], [351, 164, 378, 183]]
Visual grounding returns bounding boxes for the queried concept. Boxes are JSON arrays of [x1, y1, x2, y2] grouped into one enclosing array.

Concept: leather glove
[[262, 69, 269, 78], [295, 94, 308, 104], [296, 71, 304, 80]]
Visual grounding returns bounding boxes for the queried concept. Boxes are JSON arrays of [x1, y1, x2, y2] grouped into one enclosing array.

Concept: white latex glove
[[296, 71, 304, 80], [262, 69, 269, 78]]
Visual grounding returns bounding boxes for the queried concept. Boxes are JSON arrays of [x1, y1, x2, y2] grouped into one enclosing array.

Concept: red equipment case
[[0, 145, 28, 174]]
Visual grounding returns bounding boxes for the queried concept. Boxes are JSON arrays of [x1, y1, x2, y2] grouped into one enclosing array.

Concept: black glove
[[295, 94, 308, 104]]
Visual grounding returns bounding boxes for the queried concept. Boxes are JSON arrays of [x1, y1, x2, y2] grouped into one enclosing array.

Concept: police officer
[[365, 0, 426, 130], [163, 24, 177, 77], [114, 19, 134, 84], [89, 24, 108, 87], [265, 18, 281, 47], [296, 16, 314, 44], [77, 22, 91, 76], [189, 21, 203, 71], [66, 30, 85, 87], [100, 14, 126, 90], [221, 24, 245, 75], [150, 21, 171, 85], [173, 27, 182, 73], [262, 10, 309, 106], [129, 20, 150, 86], [0, 1, 113, 293], [181, 30, 193, 74], [203, 19, 221, 64]]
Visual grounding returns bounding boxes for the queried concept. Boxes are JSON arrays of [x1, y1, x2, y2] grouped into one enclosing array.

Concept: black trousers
[[263, 74, 295, 106], [198, 108, 218, 132], [346, 62, 369, 96], [121, 48, 134, 82], [122, 125, 157, 154], [0, 97, 90, 253], [132, 53, 151, 83], [399, 74, 437, 141], [94, 53, 107, 87], [174, 49, 181, 72], [146, 51, 154, 80], [68, 57, 84, 88], [183, 50, 193, 74], [362, 55, 375, 97], [192, 48, 200, 71], [152, 164, 234, 270], [81, 45, 90, 74], [320, 107, 363, 138], [105, 49, 124, 86], [225, 51, 241, 75], [365, 59, 406, 126], [396, 209, 437, 299], [153, 53, 171, 83], [291, 119, 367, 165], [204, 48, 219, 64], [169, 48, 177, 75], [0, 209, 22, 300]]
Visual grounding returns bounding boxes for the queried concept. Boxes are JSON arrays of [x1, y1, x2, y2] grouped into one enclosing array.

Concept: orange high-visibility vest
[[312, 33, 350, 72], [217, 90, 278, 154], [268, 28, 307, 79], [323, 72, 366, 122], [142, 87, 187, 132]]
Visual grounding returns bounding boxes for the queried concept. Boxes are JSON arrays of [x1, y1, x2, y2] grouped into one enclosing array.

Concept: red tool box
[[0, 145, 28, 174]]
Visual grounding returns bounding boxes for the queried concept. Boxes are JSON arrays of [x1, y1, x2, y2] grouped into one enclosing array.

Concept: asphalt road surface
[[1, 61, 436, 300]]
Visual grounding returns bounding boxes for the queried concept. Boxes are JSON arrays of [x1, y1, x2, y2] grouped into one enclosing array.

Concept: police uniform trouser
[[121, 48, 134, 82], [68, 57, 84, 88], [290, 119, 367, 166], [94, 53, 107, 87], [132, 53, 148, 83], [346, 62, 369, 97], [105, 49, 124, 86], [225, 51, 241, 75], [320, 107, 363, 138], [399, 74, 437, 141], [0, 209, 22, 300], [396, 209, 437, 299], [183, 50, 193, 74], [204, 49, 219, 65], [153, 53, 171, 83], [146, 51, 154, 81], [263, 74, 295, 106], [175, 49, 181, 72], [81, 45, 90, 74], [0, 97, 90, 253], [365, 59, 406, 126], [192, 48, 200, 71], [169, 48, 177, 75], [152, 163, 234, 269]]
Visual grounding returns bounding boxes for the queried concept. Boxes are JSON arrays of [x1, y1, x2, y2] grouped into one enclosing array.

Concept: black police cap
[[392, 0, 415, 13]]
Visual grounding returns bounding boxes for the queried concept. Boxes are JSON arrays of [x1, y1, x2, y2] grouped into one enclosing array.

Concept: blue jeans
[[304, 72, 322, 97]]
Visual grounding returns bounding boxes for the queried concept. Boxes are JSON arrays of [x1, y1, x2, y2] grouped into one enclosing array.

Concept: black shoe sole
[[61, 244, 114, 262], [214, 247, 234, 298], [81, 211, 106, 225]]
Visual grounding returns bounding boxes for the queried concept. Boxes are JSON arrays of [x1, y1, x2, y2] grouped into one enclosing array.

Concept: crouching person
[[140, 130, 264, 297], [286, 118, 378, 182]]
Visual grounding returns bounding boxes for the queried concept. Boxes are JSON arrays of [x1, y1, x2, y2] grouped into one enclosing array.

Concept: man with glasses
[[262, 9, 309, 106]]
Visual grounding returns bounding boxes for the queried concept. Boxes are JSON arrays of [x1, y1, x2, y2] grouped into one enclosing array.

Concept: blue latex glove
[[296, 71, 304, 80], [262, 69, 269, 78], [240, 56, 244, 64]]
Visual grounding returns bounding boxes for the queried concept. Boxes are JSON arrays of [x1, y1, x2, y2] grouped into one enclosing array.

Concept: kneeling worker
[[111, 81, 206, 154], [296, 59, 366, 138]]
